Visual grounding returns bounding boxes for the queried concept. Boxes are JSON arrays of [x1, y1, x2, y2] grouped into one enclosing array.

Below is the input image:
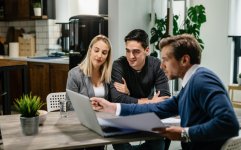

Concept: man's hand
[[138, 91, 170, 104], [114, 78, 130, 95], [152, 126, 183, 141], [149, 91, 170, 103], [90, 97, 117, 114]]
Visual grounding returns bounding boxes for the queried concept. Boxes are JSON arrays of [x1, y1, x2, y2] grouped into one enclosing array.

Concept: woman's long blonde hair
[[79, 35, 112, 83]]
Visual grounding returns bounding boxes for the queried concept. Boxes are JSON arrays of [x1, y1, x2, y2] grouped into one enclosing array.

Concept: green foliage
[[14, 93, 45, 117], [33, 2, 41, 8], [150, 5, 206, 56]]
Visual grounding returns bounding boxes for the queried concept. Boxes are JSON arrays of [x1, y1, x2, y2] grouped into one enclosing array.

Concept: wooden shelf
[[0, 0, 55, 21], [30, 15, 48, 20]]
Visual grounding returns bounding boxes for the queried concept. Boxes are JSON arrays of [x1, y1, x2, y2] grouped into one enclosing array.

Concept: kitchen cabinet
[[49, 63, 68, 93], [0, 58, 68, 113], [0, 59, 28, 114], [0, 0, 55, 21], [28, 62, 68, 107], [2, 0, 30, 21], [28, 62, 49, 104]]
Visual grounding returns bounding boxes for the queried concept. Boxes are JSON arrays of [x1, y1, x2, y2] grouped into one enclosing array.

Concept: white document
[[98, 113, 168, 132], [161, 117, 180, 126]]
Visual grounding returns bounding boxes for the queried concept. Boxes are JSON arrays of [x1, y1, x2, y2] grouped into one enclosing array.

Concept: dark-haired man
[[110, 29, 170, 150]]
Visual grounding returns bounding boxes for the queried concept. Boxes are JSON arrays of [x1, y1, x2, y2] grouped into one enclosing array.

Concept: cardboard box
[[18, 37, 36, 56]]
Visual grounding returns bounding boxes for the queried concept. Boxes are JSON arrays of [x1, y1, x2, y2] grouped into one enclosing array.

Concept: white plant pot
[[34, 8, 41, 16]]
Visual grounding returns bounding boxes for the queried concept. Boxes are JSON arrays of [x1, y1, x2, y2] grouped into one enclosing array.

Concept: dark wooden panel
[[3, 0, 15, 20], [4, 0, 30, 20], [28, 62, 49, 106], [18, 0, 30, 19], [49, 63, 68, 92]]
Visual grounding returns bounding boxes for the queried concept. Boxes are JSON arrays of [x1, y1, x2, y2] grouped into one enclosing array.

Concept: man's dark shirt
[[110, 56, 170, 103]]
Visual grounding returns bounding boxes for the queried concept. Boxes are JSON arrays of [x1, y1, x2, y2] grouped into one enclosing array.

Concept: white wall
[[191, 0, 231, 87], [109, 0, 232, 87], [109, 0, 151, 60], [55, 0, 99, 23]]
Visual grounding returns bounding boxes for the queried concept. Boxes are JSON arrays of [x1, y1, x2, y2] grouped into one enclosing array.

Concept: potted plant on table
[[14, 93, 45, 135], [33, 2, 42, 16]]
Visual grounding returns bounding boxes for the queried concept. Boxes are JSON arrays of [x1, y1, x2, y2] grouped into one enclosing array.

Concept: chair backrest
[[46, 92, 66, 112], [221, 135, 241, 150]]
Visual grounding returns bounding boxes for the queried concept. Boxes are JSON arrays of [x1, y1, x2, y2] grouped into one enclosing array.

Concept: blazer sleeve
[[65, 67, 87, 99], [66, 67, 82, 110], [188, 73, 239, 142], [120, 97, 179, 119]]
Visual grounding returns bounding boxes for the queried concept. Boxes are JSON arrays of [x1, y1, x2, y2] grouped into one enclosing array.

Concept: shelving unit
[[0, 0, 55, 21]]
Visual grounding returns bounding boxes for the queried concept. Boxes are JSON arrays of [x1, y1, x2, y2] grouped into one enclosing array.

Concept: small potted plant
[[33, 2, 42, 16], [14, 93, 45, 135]]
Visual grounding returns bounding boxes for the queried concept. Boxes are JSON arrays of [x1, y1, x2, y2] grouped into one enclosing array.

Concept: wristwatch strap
[[181, 128, 191, 143]]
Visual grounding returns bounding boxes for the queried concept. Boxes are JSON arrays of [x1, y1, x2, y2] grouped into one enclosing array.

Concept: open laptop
[[66, 89, 138, 137]]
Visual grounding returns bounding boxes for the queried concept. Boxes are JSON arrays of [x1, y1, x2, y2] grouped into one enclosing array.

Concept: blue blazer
[[120, 67, 239, 150]]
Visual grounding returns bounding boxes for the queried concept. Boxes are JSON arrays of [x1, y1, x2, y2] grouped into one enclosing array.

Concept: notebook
[[66, 89, 138, 137]]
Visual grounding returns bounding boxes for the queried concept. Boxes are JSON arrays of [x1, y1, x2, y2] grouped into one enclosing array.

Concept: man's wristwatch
[[181, 129, 191, 143]]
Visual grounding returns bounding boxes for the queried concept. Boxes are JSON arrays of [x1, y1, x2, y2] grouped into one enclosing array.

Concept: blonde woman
[[67, 34, 112, 100], [66, 35, 112, 150]]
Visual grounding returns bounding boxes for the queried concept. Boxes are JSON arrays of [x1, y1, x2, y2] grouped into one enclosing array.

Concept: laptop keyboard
[[101, 126, 122, 133]]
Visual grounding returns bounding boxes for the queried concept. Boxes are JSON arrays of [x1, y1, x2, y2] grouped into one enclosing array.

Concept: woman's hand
[[114, 78, 130, 95]]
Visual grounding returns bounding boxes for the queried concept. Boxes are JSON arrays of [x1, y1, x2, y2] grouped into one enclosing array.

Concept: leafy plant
[[33, 2, 41, 8], [150, 5, 206, 56], [14, 93, 45, 117]]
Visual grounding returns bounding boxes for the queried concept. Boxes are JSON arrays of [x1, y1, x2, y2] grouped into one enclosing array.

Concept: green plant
[[33, 2, 41, 8], [14, 93, 45, 117], [150, 5, 206, 57]]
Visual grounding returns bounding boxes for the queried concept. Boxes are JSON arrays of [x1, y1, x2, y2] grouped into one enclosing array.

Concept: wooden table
[[0, 111, 163, 150], [228, 84, 241, 108]]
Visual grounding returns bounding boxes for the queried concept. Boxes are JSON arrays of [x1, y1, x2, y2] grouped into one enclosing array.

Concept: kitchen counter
[[0, 56, 69, 114], [0, 56, 69, 64]]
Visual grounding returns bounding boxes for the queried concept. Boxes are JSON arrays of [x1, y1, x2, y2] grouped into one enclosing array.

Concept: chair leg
[[164, 139, 171, 150]]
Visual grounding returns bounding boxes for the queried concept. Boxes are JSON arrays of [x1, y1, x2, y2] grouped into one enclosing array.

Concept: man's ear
[[145, 47, 150, 55], [181, 55, 190, 66]]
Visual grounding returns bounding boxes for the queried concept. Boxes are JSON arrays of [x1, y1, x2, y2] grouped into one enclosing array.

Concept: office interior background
[[0, 0, 241, 149]]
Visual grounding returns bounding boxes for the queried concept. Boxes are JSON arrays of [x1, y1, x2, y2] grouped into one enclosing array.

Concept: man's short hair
[[159, 34, 202, 64], [124, 29, 149, 49]]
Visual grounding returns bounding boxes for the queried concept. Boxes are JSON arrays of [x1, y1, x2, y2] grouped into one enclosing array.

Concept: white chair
[[46, 92, 66, 112], [221, 135, 241, 150]]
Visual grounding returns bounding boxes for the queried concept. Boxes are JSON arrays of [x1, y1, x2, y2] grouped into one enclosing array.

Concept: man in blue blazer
[[91, 34, 240, 150]]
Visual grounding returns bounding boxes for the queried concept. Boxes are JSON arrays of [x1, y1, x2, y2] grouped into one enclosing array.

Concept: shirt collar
[[182, 64, 200, 88]]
